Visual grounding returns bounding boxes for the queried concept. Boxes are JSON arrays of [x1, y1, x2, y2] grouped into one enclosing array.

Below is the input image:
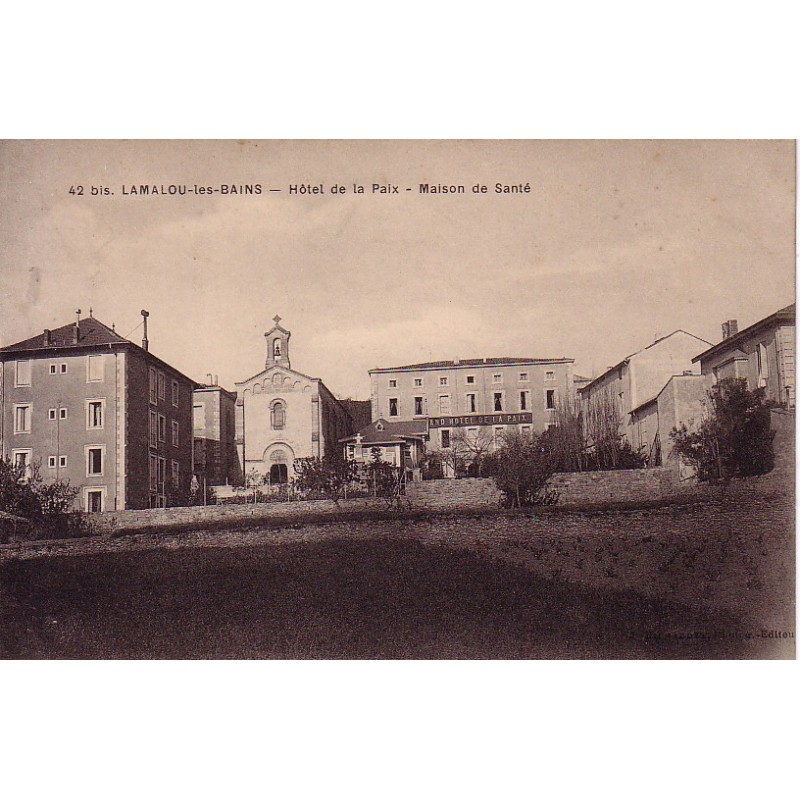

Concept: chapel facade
[[234, 317, 355, 484]]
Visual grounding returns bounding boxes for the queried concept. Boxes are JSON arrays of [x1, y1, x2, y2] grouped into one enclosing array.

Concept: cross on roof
[[273, 315, 282, 326]]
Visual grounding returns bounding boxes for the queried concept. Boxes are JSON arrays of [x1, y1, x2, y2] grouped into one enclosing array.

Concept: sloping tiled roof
[[0, 315, 199, 386], [692, 304, 795, 364], [578, 330, 712, 395], [0, 317, 127, 353], [339, 418, 428, 444], [371, 356, 573, 373]]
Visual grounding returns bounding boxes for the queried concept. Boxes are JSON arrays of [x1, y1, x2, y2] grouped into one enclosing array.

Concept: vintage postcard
[[0, 140, 795, 659]]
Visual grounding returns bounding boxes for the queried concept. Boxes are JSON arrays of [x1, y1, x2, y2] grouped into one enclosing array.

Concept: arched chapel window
[[273, 338, 282, 358], [271, 400, 286, 430]]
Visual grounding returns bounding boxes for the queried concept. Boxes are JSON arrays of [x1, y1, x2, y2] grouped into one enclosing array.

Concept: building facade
[[578, 330, 712, 451], [369, 357, 576, 466], [340, 418, 427, 476], [693, 305, 795, 409], [235, 317, 356, 484], [193, 383, 239, 488], [0, 313, 195, 511]]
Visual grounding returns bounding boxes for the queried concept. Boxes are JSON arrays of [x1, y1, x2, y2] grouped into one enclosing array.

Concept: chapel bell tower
[[265, 315, 291, 370]]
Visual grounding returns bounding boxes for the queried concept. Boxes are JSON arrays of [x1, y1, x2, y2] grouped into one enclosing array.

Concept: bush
[[487, 430, 559, 508], [0, 458, 90, 540], [293, 455, 359, 506], [670, 378, 775, 483]]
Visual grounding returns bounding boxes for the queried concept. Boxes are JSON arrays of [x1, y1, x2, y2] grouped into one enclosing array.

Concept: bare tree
[[439, 433, 472, 477], [451, 428, 495, 476], [548, 395, 587, 472]]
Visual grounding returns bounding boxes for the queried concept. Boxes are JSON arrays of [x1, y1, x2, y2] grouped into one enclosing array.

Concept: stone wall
[[546, 467, 687, 505], [91, 498, 377, 534], [408, 469, 692, 509], [405, 478, 502, 509]]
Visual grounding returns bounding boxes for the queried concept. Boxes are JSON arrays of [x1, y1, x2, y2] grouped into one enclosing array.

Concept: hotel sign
[[428, 413, 533, 429]]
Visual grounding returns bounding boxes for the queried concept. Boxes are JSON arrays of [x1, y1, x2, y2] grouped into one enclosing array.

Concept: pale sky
[[0, 140, 794, 399]]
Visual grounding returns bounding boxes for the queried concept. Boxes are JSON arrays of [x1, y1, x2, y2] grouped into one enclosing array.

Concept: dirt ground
[[0, 476, 794, 659]]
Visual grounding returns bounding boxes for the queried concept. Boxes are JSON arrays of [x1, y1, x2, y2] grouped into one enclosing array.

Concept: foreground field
[[0, 483, 794, 659]]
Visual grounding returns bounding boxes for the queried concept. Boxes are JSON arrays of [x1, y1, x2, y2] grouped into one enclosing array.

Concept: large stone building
[[192, 381, 239, 488], [234, 316, 356, 484], [369, 356, 577, 464], [693, 304, 795, 408], [578, 329, 712, 456], [0, 311, 196, 511], [636, 304, 796, 471]]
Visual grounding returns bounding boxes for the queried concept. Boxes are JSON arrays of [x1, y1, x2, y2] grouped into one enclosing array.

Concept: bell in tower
[[265, 315, 291, 370]]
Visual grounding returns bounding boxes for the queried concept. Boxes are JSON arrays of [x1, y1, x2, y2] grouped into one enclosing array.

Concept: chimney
[[141, 309, 150, 351], [43, 329, 51, 346], [73, 309, 81, 344], [722, 319, 738, 340]]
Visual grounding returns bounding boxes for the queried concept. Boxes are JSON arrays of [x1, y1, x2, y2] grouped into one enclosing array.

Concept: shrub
[[488, 430, 560, 508], [0, 458, 90, 540], [670, 378, 775, 483], [293, 455, 359, 506]]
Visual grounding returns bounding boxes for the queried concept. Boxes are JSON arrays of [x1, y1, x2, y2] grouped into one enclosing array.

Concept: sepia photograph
[[0, 139, 794, 660]]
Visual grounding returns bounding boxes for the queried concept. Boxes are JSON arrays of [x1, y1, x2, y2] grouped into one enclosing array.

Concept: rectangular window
[[158, 414, 166, 442], [439, 376, 448, 386], [757, 343, 769, 386], [86, 446, 104, 476], [388, 398, 398, 417], [521, 425, 532, 437], [493, 392, 503, 412], [519, 372, 529, 382], [520, 390, 529, 411], [87, 355, 103, 382], [149, 410, 158, 448], [85, 489, 104, 513], [49, 408, 57, 420], [49, 364, 57, 375], [149, 454, 158, 491], [171, 380, 179, 406], [15, 360, 31, 387], [158, 457, 167, 489], [87, 400, 104, 429], [546, 389, 556, 409], [158, 372, 166, 400], [441, 429, 451, 448], [172, 420, 180, 447], [466, 375, 475, 384], [388, 379, 397, 388], [492, 373, 503, 384], [414, 378, 423, 387], [171, 460, 179, 487], [59, 407, 68, 420], [59, 455, 67, 468], [545, 370, 555, 382], [48, 456, 57, 468], [466, 393, 477, 413], [60, 363, 67, 374], [14, 404, 31, 433], [149, 367, 158, 404], [193, 403, 205, 430], [414, 396, 424, 416], [493, 426, 505, 447], [439, 395, 451, 415], [12, 449, 31, 470]]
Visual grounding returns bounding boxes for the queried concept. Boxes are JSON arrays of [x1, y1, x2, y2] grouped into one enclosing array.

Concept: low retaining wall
[[408, 469, 692, 509], [405, 478, 501, 509], [546, 466, 687, 505], [91, 498, 378, 534]]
